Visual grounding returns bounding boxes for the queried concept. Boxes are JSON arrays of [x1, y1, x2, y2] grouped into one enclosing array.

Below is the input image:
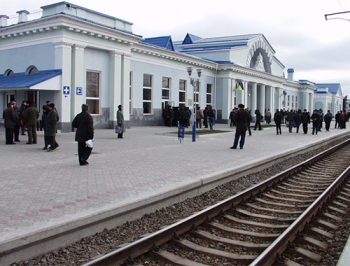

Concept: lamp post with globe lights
[[186, 67, 202, 142]]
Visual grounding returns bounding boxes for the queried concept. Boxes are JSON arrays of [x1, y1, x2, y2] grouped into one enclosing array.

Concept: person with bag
[[116, 104, 125, 138], [72, 104, 94, 165]]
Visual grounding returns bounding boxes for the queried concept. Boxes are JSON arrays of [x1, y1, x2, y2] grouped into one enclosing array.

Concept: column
[[265, 86, 273, 112], [109, 51, 122, 124], [275, 87, 282, 111], [72, 44, 86, 118], [243, 80, 248, 107], [121, 52, 132, 122], [54, 41, 73, 132], [309, 92, 314, 112], [222, 78, 232, 120], [259, 84, 266, 114], [251, 82, 257, 120]]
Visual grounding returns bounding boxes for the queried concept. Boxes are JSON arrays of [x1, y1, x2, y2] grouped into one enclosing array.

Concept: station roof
[[0, 69, 62, 90]]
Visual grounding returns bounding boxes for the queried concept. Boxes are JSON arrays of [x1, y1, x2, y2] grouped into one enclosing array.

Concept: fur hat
[[82, 104, 89, 110]]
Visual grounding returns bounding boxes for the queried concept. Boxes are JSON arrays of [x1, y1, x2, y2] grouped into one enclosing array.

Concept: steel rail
[[83, 139, 349, 266], [250, 165, 350, 266]]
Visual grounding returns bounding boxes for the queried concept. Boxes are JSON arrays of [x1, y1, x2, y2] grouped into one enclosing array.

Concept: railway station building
[[0, 1, 344, 132]]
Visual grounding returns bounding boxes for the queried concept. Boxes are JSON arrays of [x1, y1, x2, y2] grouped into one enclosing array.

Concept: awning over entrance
[[0, 69, 62, 91]]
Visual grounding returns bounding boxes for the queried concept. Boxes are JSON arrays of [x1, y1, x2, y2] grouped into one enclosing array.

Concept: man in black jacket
[[301, 109, 311, 134], [230, 104, 249, 149], [72, 104, 94, 166], [2, 102, 16, 144]]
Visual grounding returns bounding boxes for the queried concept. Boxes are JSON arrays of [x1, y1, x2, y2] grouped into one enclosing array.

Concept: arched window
[[4, 69, 14, 76], [26, 65, 39, 74]]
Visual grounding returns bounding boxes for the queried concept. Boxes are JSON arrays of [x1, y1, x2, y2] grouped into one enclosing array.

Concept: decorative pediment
[[246, 37, 273, 74]]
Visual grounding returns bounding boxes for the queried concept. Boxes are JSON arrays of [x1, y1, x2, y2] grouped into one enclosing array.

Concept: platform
[[0, 123, 349, 264]]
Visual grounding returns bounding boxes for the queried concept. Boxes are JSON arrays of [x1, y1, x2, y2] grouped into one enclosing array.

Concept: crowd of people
[[163, 105, 216, 130], [2, 100, 60, 151]]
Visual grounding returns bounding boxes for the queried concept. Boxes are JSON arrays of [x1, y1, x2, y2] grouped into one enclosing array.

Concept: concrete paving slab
[[0, 123, 349, 263]]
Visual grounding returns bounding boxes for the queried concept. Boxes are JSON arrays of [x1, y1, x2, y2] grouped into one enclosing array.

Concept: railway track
[[84, 139, 350, 266]]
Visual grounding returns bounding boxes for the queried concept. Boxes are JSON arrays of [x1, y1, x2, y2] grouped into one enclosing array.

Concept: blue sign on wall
[[76, 87, 82, 95], [63, 86, 70, 95]]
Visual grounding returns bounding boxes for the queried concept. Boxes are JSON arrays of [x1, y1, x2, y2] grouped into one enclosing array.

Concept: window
[[4, 69, 14, 76], [129, 72, 133, 115], [143, 74, 152, 114], [86, 71, 100, 114], [26, 65, 39, 74], [206, 84, 212, 106], [162, 77, 170, 100], [295, 96, 298, 109], [287, 95, 290, 107], [193, 81, 200, 108], [179, 79, 186, 106]]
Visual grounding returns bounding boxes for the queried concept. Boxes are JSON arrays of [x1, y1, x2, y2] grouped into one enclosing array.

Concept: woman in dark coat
[[46, 103, 59, 152], [72, 104, 94, 165]]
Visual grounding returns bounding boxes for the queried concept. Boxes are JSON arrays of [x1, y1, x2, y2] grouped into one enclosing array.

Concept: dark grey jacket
[[72, 111, 94, 142]]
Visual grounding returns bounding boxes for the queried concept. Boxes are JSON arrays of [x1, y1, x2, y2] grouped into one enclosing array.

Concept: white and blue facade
[[0, 1, 344, 132]]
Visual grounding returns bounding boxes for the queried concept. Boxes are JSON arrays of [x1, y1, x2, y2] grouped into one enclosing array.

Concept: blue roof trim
[[315, 83, 340, 95], [0, 69, 62, 88], [141, 36, 174, 51]]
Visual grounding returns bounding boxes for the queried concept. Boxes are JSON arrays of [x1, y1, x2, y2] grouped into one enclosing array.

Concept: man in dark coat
[[301, 109, 311, 134], [46, 103, 59, 152], [311, 110, 320, 135], [23, 101, 39, 144], [230, 103, 249, 149], [72, 104, 94, 166], [11, 100, 21, 142], [274, 109, 283, 135], [324, 110, 332, 131], [2, 102, 16, 144]]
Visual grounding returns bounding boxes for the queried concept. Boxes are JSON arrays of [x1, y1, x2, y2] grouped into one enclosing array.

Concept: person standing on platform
[[117, 104, 125, 138], [11, 100, 21, 142], [311, 110, 320, 135], [318, 109, 324, 132], [265, 109, 272, 124], [294, 110, 302, 133], [254, 109, 262, 130], [229, 108, 236, 128], [23, 101, 39, 144], [301, 109, 311, 134], [207, 105, 215, 130], [286, 110, 295, 133], [324, 110, 332, 132], [19, 100, 27, 135], [245, 108, 252, 136], [230, 104, 249, 149], [334, 111, 340, 129], [196, 106, 203, 129], [2, 102, 16, 145], [72, 104, 94, 165], [203, 107, 208, 128], [274, 109, 283, 135], [41, 105, 49, 150], [46, 103, 59, 152]]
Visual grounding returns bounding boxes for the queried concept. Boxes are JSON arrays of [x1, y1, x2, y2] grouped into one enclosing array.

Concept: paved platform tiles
[[0, 123, 349, 263]]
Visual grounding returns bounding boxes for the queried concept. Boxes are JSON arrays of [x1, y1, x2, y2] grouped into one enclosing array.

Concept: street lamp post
[[187, 67, 202, 142]]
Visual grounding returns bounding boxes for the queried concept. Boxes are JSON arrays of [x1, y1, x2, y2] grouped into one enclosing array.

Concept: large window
[[206, 84, 212, 106], [143, 74, 152, 114], [162, 77, 170, 100], [179, 79, 186, 106], [86, 71, 100, 114]]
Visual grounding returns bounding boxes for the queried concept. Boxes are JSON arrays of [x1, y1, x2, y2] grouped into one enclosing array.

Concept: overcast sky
[[2, 0, 350, 96]]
